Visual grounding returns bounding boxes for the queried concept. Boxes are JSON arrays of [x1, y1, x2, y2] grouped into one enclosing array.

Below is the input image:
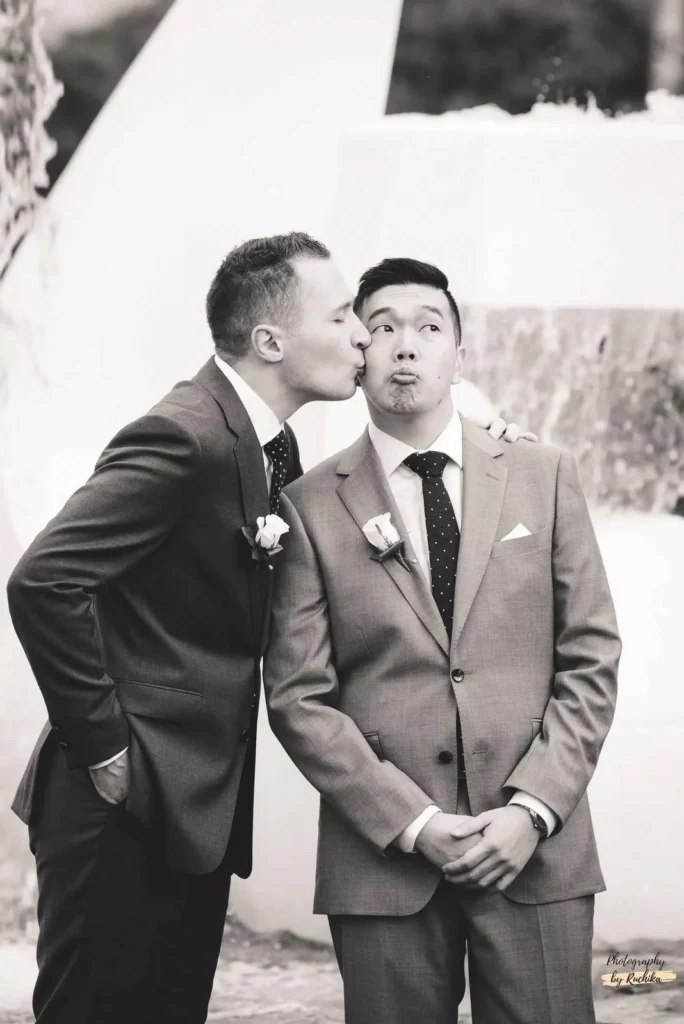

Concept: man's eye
[[372, 324, 393, 334], [421, 324, 440, 333]]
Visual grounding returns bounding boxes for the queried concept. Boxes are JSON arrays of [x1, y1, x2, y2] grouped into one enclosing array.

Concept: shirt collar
[[214, 355, 282, 448], [368, 413, 463, 478]]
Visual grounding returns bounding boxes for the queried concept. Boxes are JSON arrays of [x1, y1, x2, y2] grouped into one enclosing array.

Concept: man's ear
[[451, 344, 466, 385], [251, 324, 285, 365]]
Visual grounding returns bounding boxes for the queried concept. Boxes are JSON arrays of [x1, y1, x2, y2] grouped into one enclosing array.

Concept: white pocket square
[[500, 523, 532, 542]]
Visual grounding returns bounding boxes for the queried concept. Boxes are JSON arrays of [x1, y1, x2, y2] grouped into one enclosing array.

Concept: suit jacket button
[[240, 728, 250, 741], [58, 740, 69, 750], [438, 750, 454, 764], [451, 669, 465, 683]]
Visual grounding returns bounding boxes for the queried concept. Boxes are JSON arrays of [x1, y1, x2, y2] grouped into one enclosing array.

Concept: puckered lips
[[390, 368, 420, 385]]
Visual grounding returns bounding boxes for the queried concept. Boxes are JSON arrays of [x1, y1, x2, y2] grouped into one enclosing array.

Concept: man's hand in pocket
[[88, 749, 130, 805]]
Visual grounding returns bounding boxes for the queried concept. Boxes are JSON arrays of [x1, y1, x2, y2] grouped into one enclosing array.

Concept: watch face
[[531, 811, 548, 837]]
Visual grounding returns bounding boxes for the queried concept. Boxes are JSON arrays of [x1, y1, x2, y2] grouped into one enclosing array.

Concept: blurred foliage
[[0, 0, 62, 277], [45, 0, 173, 184], [388, 0, 653, 115], [464, 307, 684, 512]]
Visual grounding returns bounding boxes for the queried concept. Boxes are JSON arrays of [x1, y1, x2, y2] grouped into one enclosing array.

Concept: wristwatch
[[521, 806, 550, 839]]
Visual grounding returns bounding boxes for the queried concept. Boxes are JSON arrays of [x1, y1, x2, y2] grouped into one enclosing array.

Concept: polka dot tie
[[404, 451, 465, 780], [264, 430, 291, 514], [403, 451, 460, 637]]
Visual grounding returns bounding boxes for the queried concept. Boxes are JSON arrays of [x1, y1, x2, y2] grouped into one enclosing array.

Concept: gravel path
[[2, 920, 683, 1023]]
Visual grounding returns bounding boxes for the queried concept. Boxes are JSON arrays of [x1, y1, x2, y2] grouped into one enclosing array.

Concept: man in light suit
[[264, 258, 621, 1023]]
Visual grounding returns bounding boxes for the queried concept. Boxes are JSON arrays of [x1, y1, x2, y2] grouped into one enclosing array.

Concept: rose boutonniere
[[242, 514, 290, 565], [362, 513, 411, 572]]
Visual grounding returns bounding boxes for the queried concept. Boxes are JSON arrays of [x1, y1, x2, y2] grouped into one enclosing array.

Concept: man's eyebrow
[[366, 306, 394, 324], [367, 304, 446, 324], [332, 300, 353, 315]]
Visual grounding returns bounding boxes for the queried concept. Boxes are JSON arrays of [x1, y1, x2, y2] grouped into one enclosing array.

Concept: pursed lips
[[391, 368, 420, 383]]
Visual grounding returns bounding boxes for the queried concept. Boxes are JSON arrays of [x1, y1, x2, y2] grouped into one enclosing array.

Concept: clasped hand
[[415, 806, 539, 892]]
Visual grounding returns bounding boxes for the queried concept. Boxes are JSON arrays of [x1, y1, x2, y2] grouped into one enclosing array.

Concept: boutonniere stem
[[371, 539, 411, 572], [362, 513, 412, 572]]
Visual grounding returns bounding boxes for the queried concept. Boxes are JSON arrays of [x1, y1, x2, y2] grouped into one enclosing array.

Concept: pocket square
[[500, 523, 531, 542]]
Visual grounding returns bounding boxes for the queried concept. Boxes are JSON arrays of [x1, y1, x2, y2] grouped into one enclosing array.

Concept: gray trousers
[[329, 881, 595, 1024], [329, 781, 594, 1024]]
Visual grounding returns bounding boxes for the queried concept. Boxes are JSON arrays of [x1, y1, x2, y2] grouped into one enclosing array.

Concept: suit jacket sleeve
[[6, 413, 202, 769], [503, 449, 621, 826], [263, 492, 436, 855]]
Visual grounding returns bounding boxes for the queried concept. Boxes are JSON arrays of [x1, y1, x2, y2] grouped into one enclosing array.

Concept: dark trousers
[[28, 739, 234, 1024]]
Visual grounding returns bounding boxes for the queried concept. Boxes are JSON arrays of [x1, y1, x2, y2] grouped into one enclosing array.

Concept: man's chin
[[313, 382, 358, 403]]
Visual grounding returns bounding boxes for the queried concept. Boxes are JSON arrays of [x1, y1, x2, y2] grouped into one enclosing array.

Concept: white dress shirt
[[214, 355, 283, 485], [368, 417, 557, 851], [89, 355, 282, 771]]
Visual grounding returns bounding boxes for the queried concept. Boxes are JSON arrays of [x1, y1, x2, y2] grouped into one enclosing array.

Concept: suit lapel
[[451, 416, 507, 649], [337, 432, 449, 658], [194, 359, 271, 644]]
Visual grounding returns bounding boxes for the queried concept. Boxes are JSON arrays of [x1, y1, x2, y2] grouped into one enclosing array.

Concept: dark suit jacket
[[7, 358, 301, 875]]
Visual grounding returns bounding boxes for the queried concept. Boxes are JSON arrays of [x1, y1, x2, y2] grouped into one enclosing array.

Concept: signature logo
[[601, 952, 677, 988]]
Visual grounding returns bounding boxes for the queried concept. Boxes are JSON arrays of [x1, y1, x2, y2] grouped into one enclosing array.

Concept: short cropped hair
[[353, 257, 462, 341], [206, 231, 330, 360]]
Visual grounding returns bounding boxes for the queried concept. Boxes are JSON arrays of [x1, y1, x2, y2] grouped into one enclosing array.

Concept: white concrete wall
[[328, 108, 684, 308]]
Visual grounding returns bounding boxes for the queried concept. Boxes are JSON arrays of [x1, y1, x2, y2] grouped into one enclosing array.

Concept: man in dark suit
[[6, 231, 371, 1024]]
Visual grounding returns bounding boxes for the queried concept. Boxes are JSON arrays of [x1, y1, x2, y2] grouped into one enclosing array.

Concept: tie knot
[[264, 430, 290, 466], [404, 451, 449, 479]]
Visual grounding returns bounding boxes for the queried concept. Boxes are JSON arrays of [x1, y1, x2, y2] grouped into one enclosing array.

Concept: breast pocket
[[490, 525, 552, 559]]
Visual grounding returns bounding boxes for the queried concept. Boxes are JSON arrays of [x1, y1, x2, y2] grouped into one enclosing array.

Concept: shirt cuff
[[395, 805, 442, 853], [89, 747, 128, 770], [508, 791, 557, 836]]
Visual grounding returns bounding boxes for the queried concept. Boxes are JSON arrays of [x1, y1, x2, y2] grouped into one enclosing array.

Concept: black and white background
[[1, 1, 683, 1020]]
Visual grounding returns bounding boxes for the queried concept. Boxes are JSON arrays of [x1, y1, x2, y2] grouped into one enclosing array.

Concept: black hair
[[353, 257, 462, 340]]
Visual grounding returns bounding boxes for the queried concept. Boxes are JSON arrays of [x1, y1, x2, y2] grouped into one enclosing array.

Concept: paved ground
[[1, 919, 683, 1023]]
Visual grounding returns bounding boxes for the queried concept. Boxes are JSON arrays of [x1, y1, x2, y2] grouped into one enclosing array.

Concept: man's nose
[[352, 315, 371, 350], [394, 332, 417, 360]]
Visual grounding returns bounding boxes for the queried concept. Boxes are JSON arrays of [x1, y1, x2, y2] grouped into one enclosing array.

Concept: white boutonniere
[[242, 514, 290, 564], [362, 512, 411, 572]]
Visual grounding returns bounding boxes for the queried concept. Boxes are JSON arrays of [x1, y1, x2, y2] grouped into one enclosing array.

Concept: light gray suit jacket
[[264, 418, 621, 916]]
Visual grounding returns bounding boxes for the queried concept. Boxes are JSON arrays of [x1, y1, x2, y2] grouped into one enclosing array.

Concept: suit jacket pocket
[[363, 731, 385, 761], [491, 525, 552, 559], [114, 678, 203, 724]]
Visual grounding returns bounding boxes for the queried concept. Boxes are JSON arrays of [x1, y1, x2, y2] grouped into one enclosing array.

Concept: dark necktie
[[264, 430, 290, 514], [403, 451, 460, 637], [404, 450, 466, 781]]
